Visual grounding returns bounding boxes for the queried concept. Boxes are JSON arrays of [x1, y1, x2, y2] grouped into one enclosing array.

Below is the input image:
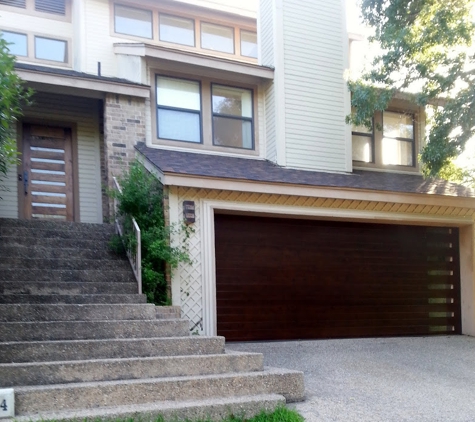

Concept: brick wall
[[103, 93, 147, 218]]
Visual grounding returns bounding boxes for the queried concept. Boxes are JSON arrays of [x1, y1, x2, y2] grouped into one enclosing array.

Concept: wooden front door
[[22, 124, 74, 221], [215, 214, 461, 341]]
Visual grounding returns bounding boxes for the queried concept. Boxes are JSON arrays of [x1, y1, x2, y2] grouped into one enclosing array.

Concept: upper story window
[[212, 84, 253, 149], [241, 30, 257, 58], [112, 2, 257, 62], [159, 14, 194, 47], [201, 22, 234, 54], [1, 28, 70, 64], [154, 74, 257, 154], [156, 76, 201, 143], [114, 4, 152, 39], [0, 0, 67, 17], [34, 35, 67, 62], [352, 109, 416, 169], [1, 30, 27, 56]]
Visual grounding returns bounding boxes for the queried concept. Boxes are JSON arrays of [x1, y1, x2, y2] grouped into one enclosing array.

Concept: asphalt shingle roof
[[135, 143, 475, 198]]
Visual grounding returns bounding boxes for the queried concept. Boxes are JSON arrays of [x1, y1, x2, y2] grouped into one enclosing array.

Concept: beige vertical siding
[[24, 92, 102, 223], [258, 0, 275, 67], [282, 0, 348, 172], [0, 126, 18, 218], [265, 82, 277, 162]]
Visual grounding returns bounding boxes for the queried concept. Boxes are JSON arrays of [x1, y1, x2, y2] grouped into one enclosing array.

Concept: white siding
[[282, 0, 348, 172], [0, 129, 18, 218], [265, 81, 277, 162], [24, 92, 102, 223], [258, 0, 275, 67]]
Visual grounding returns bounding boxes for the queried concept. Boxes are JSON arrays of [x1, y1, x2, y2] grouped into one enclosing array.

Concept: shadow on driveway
[[227, 336, 475, 422]]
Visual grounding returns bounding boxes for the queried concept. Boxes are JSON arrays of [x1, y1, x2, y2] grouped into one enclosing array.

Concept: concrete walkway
[[227, 336, 475, 422]]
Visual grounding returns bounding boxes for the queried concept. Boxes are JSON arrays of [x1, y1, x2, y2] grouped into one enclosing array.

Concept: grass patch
[[38, 406, 304, 422]]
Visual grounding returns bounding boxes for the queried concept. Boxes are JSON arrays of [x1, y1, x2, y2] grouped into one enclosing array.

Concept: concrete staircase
[[0, 218, 305, 421]]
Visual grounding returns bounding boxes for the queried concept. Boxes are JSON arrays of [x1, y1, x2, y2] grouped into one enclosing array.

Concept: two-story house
[[1, 0, 475, 342]]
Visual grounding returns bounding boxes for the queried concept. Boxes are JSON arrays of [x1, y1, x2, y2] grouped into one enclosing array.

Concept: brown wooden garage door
[[215, 214, 461, 341]]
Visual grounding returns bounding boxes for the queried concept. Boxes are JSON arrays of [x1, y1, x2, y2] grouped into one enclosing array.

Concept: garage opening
[[215, 214, 461, 341]]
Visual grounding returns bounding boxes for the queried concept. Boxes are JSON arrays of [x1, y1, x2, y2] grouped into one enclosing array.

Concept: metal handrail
[[113, 176, 142, 295]]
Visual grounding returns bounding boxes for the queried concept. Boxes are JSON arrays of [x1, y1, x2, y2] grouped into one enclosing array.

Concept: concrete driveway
[[227, 336, 475, 422]]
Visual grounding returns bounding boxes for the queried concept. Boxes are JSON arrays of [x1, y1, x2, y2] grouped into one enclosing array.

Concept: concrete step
[[1, 351, 263, 387], [0, 269, 135, 282], [0, 258, 130, 270], [0, 236, 111, 250], [0, 281, 137, 295], [0, 245, 125, 261], [1, 319, 190, 341], [155, 306, 181, 319], [13, 368, 305, 415], [8, 394, 285, 422], [0, 294, 145, 304], [0, 226, 115, 241], [0, 304, 159, 322], [0, 218, 115, 232], [0, 336, 225, 363]]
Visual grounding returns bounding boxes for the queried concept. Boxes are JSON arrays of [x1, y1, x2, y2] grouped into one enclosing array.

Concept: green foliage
[[348, 0, 475, 177], [111, 161, 192, 305], [0, 36, 33, 185]]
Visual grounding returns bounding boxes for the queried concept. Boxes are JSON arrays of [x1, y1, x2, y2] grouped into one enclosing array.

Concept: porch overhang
[[15, 63, 151, 99]]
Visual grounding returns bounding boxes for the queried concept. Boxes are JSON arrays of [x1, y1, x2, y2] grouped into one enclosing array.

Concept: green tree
[[0, 36, 32, 186], [347, 0, 475, 177]]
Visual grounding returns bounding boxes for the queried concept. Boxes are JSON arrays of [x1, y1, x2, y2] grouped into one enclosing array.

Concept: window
[[382, 111, 414, 166], [35, 0, 65, 15], [159, 14, 194, 46], [114, 4, 153, 39], [352, 119, 373, 163], [352, 110, 416, 168], [35, 36, 67, 62], [201, 22, 234, 54], [240, 30, 257, 58], [1, 30, 27, 56], [0, 0, 25, 7], [156, 76, 201, 143], [212, 84, 253, 149]]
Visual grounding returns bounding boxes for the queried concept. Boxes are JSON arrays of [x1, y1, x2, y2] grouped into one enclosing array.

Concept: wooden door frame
[[17, 120, 80, 222]]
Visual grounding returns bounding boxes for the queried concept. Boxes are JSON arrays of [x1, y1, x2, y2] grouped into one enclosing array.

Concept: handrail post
[[113, 177, 142, 295]]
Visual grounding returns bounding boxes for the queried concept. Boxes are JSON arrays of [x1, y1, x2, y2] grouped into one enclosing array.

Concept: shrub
[[111, 161, 191, 305]]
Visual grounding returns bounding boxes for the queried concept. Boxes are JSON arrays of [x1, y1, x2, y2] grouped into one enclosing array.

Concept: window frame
[[0, 27, 71, 66], [0, 0, 71, 22], [155, 74, 203, 145], [211, 83, 254, 150], [151, 70, 259, 156], [110, 1, 257, 63], [114, 3, 153, 40], [381, 110, 416, 167], [352, 104, 422, 172], [351, 116, 375, 164]]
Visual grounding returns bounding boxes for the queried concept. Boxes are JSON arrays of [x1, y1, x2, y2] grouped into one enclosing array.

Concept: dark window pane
[[212, 85, 252, 117], [158, 109, 200, 143], [213, 116, 252, 149]]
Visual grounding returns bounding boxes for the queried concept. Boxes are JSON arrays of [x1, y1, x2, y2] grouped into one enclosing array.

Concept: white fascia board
[[161, 173, 475, 210], [113, 43, 274, 82], [16, 69, 151, 99]]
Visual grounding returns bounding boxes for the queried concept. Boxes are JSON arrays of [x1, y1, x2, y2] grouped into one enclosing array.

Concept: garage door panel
[[215, 214, 461, 341]]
